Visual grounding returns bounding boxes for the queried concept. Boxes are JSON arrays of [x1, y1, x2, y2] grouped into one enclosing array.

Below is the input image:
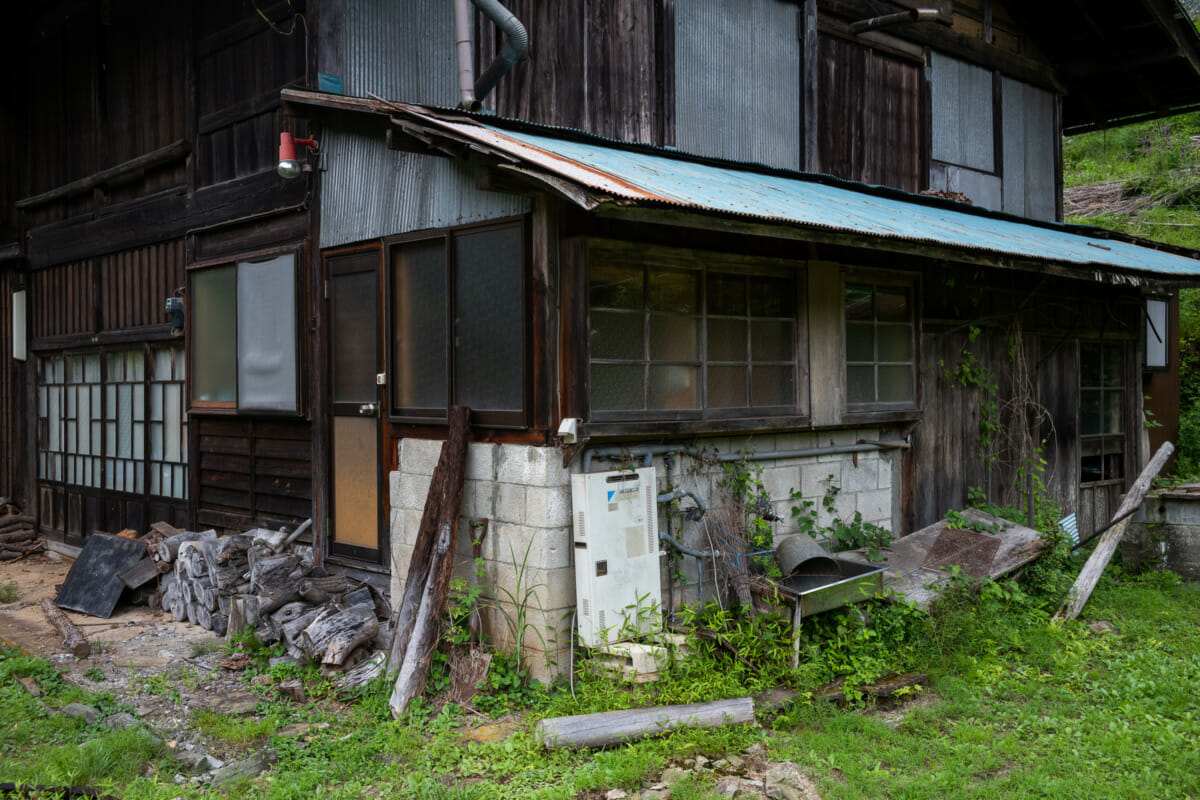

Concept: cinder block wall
[[388, 427, 901, 681]]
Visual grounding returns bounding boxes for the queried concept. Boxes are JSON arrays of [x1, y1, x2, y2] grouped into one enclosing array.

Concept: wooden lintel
[[17, 140, 192, 210], [198, 89, 283, 135]]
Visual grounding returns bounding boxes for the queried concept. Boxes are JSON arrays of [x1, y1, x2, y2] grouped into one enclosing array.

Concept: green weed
[[0, 581, 19, 603]]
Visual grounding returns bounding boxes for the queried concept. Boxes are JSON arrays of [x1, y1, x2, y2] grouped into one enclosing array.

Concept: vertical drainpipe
[[453, 0, 528, 111], [454, 0, 478, 110]]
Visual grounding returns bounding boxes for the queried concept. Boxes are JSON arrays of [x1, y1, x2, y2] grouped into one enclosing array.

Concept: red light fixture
[[278, 132, 319, 179]]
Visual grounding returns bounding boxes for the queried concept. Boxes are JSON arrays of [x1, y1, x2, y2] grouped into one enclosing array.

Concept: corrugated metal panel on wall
[[1001, 76, 1057, 222], [342, 0, 459, 105], [928, 162, 1003, 211], [319, 125, 530, 248], [930, 52, 994, 173], [673, 0, 801, 170]]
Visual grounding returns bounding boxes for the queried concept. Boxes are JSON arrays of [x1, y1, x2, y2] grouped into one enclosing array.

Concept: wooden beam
[[16, 140, 192, 210], [24, 171, 307, 268], [41, 599, 90, 659], [1056, 441, 1174, 622], [802, 0, 820, 173], [536, 698, 756, 749], [1138, 0, 1200, 82]]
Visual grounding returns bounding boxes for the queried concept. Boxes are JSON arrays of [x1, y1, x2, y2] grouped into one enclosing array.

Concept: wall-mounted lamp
[[278, 132, 319, 179], [165, 295, 185, 336]]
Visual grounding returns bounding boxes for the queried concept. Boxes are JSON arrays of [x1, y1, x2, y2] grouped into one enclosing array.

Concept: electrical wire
[[252, 0, 305, 36]]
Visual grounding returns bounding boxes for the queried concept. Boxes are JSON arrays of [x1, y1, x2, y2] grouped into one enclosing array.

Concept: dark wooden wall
[[818, 35, 923, 192], [196, 0, 308, 186], [911, 268, 1141, 537], [477, 0, 665, 144], [195, 417, 313, 531]]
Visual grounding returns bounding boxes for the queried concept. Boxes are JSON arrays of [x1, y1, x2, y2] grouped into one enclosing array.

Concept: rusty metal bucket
[[774, 533, 841, 578]]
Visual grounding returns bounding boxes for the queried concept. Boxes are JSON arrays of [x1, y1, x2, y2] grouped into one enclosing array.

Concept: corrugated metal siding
[[0, 266, 18, 502], [341, 0, 459, 105], [930, 52, 994, 173], [673, 0, 801, 170], [319, 125, 530, 248], [929, 162, 1003, 212], [1001, 77, 1057, 222]]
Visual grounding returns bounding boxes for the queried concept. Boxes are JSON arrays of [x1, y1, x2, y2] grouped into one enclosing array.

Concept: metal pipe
[[657, 489, 707, 521], [470, 0, 528, 103], [849, 8, 939, 34], [453, 0, 477, 109], [581, 441, 905, 472]]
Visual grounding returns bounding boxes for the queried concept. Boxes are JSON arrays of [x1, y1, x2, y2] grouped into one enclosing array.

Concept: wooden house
[[5, 0, 1200, 667]]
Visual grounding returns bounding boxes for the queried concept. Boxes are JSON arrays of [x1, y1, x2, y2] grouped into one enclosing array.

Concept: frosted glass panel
[[165, 384, 182, 462], [454, 227, 523, 412], [192, 265, 237, 403], [391, 241, 445, 411], [85, 354, 101, 382], [878, 366, 913, 403], [708, 366, 747, 408], [592, 310, 643, 360], [649, 365, 699, 410], [154, 348, 172, 380], [650, 316, 699, 361], [237, 255, 298, 411], [592, 365, 644, 411], [333, 417, 379, 548], [118, 385, 132, 459]]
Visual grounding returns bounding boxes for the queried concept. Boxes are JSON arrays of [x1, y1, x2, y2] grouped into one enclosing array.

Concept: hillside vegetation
[[1064, 110, 1200, 476]]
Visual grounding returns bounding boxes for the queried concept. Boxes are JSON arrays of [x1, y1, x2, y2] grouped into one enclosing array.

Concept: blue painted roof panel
[[477, 123, 1200, 279]]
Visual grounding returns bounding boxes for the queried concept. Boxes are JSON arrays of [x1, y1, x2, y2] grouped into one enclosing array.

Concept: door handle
[[358, 403, 378, 416]]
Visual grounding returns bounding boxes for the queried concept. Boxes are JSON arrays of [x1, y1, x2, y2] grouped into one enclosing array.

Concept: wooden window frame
[[585, 240, 807, 425], [385, 217, 530, 430], [842, 270, 919, 416], [1079, 340, 1126, 486], [186, 244, 305, 417]]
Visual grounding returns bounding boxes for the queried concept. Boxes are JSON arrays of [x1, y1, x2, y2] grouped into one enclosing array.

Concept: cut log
[[336, 650, 389, 692], [41, 599, 90, 658], [272, 518, 312, 554], [0, 528, 35, 544], [192, 603, 213, 631], [387, 405, 471, 680], [536, 697, 757, 749], [303, 603, 380, 666], [0, 515, 36, 532], [340, 586, 373, 610], [1056, 442, 1174, 622], [250, 528, 291, 552], [156, 530, 216, 562], [282, 607, 329, 648], [150, 521, 183, 539]]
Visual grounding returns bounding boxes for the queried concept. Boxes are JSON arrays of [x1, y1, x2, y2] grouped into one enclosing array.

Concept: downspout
[[453, 0, 477, 109]]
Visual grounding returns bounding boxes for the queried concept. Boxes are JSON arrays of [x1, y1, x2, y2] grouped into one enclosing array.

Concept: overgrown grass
[[0, 581, 19, 603], [5, 563, 1200, 798]]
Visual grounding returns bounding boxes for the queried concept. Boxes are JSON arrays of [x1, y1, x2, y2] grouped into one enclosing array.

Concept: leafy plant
[[0, 581, 19, 603], [789, 480, 895, 562]]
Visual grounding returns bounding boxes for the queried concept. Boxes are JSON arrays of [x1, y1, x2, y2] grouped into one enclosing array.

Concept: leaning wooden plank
[[390, 522, 456, 716], [118, 557, 160, 589], [536, 697, 756, 749], [1056, 441, 1174, 622], [40, 599, 90, 659], [387, 405, 471, 678]]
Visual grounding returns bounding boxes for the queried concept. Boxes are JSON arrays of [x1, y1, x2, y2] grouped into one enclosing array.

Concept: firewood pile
[[157, 520, 392, 675], [0, 499, 42, 562]]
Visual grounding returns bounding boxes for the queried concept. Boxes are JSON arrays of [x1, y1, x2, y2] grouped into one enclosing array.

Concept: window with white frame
[[38, 346, 188, 499]]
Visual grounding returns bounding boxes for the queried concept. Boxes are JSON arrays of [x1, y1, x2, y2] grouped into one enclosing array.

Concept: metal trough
[[772, 558, 887, 666]]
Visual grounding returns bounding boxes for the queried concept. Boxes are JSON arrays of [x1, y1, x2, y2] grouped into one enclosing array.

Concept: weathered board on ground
[[536, 697, 756, 749], [55, 533, 147, 618], [838, 509, 1044, 609]]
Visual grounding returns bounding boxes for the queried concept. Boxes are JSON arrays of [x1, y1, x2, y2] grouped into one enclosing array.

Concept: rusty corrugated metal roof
[[281, 89, 1200, 281]]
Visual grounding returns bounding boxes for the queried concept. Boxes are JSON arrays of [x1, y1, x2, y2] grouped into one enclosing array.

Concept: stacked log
[[158, 520, 391, 678], [0, 502, 41, 561]]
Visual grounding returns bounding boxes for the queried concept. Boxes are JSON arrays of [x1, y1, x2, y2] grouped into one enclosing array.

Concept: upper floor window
[[190, 253, 299, 413], [845, 282, 915, 410], [588, 245, 800, 419], [1080, 342, 1124, 484], [390, 222, 526, 427]]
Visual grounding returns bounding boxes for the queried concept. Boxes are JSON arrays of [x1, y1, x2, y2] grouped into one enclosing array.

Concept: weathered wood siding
[[911, 270, 1141, 538], [195, 417, 313, 530], [30, 241, 186, 342], [477, 0, 663, 144], [196, 0, 308, 186], [818, 35, 923, 191], [0, 267, 20, 504]]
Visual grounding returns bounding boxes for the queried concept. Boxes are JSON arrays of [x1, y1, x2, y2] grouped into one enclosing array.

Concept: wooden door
[[327, 250, 384, 562]]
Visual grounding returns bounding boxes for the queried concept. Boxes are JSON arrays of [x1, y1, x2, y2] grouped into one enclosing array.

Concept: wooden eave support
[[1138, 0, 1200, 82]]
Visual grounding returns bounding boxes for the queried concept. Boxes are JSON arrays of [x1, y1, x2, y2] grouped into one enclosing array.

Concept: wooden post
[[536, 698, 757, 749], [1056, 441, 1174, 622], [40, 599, 90, 659], [386, 406, 471, 679]]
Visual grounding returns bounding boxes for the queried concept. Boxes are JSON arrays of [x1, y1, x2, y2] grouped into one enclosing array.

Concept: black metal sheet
[[922, 528, 1001, 578], [56, 534, 147, 618]]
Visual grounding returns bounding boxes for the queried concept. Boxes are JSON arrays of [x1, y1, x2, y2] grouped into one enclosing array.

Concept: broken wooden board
[[55, 533, 147, 618], [838, 509, 1045, 609], [118, 556, 160, 589]]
